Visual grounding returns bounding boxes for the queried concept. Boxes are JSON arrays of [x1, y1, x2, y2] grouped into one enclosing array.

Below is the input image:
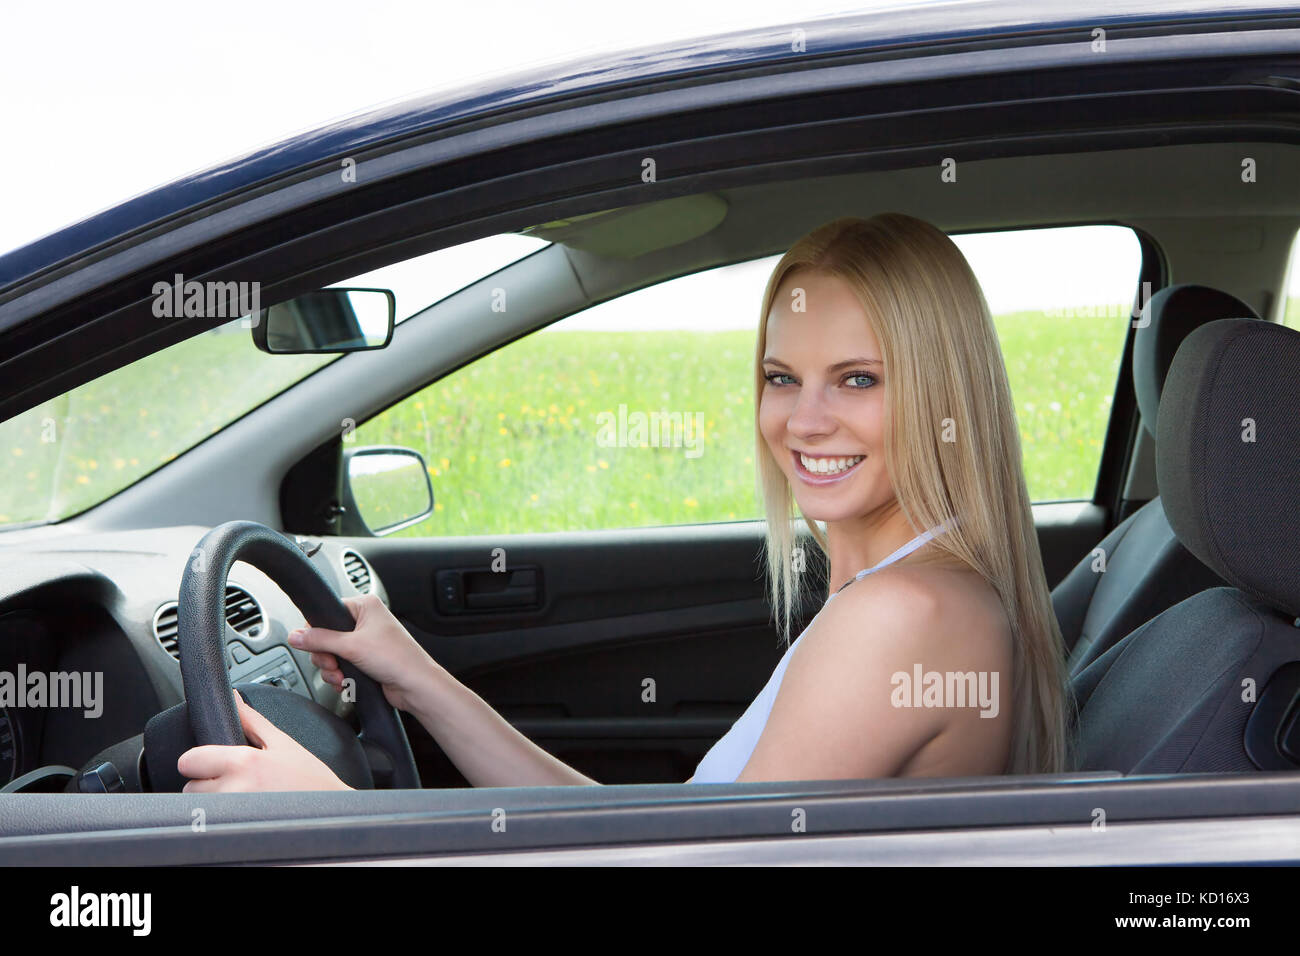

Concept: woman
[[178, 213, 1074, 792]]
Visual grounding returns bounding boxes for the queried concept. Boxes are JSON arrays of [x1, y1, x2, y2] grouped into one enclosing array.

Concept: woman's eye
[[763, 371, 876, 387]]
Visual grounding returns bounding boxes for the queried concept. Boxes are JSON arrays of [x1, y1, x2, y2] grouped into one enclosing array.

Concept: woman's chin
[[793, 498, 859, 523]]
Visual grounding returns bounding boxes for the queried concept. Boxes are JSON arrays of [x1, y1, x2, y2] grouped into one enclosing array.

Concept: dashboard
[[0, 525, 386, 792]]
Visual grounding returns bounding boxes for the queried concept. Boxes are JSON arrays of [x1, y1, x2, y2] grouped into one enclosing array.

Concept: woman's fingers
[[177, 743, 247, 781], [234, 691, 285, 748], [287, 623, 351, 658], [301, 646, 344, 688], [292, 631, 358, 685], [308, 650, 339, 671], [289, 595, 403, 691]]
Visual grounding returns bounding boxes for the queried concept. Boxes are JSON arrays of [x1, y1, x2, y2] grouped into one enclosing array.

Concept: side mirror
[[251, 288, 395, 354], [341, 446, 434, 536]]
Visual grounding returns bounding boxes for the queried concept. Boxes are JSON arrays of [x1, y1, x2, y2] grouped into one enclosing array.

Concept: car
[[1, 0, 1299, 870]]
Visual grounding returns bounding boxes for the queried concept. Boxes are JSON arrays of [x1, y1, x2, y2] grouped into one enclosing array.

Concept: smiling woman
[[748, 213, 1072, 777]]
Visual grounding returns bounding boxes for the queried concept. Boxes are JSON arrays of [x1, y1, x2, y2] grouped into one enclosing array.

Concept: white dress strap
[[831, 516, 956, 600]]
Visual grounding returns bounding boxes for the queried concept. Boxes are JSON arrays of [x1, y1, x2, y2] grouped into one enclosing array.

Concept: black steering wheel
[[157, 520, 420, 790]]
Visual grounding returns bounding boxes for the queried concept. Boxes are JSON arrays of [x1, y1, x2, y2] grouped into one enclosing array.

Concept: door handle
[[435, 566, 542, 614]]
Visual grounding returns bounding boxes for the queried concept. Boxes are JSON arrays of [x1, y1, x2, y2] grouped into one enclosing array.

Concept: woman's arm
[[400, 654, 599, 788]]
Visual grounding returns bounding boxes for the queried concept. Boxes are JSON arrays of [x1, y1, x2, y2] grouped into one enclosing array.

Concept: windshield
[[0, 234, 548, 528]]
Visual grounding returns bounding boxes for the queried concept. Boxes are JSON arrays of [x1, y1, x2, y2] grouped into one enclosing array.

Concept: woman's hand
[[178, 691, 352, 792], [288, 593, 436, 713]]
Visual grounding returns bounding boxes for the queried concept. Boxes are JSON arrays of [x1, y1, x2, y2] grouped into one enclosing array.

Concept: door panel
[[345, 500, 1109, 786]]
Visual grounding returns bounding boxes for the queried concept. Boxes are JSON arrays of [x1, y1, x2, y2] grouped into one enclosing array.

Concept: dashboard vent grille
[[152, 604, 180, 661], [152, 585, 264, 661], [342, 550, 372, 594], [224, 585, 263, 638]]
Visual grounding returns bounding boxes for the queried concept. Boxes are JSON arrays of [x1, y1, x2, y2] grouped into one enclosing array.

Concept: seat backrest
[[1055, 498, 1225, 674], [1073, 318, 1300, 773], [1054, 285, 1258, 673]]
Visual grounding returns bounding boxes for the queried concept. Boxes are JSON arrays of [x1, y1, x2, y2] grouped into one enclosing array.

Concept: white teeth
[[799, 453, 864, 475]]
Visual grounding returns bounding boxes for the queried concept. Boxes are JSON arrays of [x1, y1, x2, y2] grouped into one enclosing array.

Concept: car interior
[[1, 140, 1298, 795]]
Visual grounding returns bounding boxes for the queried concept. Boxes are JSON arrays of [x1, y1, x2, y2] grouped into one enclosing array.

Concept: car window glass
[[954, 225, 1142, 502], [0, 234, 548, 529], [354, 223, 1142, 537]]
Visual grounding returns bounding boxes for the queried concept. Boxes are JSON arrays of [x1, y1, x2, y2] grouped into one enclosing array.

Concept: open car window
[[351, 223, 1142, 538], [0, 235, 547, 529]]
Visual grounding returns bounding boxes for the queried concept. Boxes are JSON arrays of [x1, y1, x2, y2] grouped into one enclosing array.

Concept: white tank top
[[689, 520, 952, 784]]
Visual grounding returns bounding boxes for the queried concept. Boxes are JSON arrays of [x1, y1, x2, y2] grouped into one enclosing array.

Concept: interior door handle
[[436, 566, 542, 614]]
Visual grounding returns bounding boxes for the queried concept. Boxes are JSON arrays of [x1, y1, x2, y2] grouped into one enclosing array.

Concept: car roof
[[0, 0, 1290, 289]]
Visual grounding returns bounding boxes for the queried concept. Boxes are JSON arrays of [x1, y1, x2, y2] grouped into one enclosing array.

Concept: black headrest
[[1134, 285, 1260, 438], [1157, 319, 1300, 618]]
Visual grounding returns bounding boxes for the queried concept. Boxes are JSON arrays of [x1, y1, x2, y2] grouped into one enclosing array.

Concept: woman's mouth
[[791, 450, 866, 485]]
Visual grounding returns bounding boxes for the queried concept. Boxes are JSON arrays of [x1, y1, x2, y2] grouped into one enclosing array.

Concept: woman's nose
[[785, 382, 836, 436]]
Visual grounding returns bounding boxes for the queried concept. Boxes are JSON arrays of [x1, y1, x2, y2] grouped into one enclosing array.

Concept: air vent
[[152, 603, 180, 661], [224, 585, 264, 638], [152, 585, 264, 661], [342, 550, 373, 594]]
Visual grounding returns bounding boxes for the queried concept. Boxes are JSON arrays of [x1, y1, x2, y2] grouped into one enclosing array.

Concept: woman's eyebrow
[[762, 357, 882, 370]]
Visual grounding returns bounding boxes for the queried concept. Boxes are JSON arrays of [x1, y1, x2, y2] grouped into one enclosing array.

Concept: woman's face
[[758, 269, 895, 524]]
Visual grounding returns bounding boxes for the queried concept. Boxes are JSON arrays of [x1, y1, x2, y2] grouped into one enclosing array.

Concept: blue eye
[[763, 371, 877, 388]]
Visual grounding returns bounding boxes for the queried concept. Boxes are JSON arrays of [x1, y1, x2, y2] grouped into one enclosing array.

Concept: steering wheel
[[151, 520, 421, 790]]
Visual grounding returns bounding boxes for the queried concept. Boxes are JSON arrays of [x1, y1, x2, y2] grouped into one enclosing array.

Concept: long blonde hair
[[754, 213, 1074, 775]]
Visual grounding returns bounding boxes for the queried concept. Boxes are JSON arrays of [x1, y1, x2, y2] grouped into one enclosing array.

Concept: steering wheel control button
[[228, 644, 311, 699], [77, 761, 125, 793]]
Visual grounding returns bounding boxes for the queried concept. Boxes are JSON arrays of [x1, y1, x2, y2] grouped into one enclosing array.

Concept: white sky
[[0, 0, 912, 255], [4, 0, 1298, 319], [546, 226, 1146, 329]]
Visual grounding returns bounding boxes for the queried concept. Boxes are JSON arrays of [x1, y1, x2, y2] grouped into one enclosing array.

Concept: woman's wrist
[[401, 652, 459, 725]]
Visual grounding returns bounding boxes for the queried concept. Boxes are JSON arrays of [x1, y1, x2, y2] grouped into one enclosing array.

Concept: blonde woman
[[179, 213, 1073, 792]]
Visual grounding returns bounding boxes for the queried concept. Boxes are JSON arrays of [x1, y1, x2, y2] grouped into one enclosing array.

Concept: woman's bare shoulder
[[742, 560, 1010, 780], [829, 561, 1012, 665]]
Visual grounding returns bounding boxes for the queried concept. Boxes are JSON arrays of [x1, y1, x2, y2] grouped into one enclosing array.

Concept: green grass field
[[3, 300, 1295, 534], [353, 310, 1131, 537], [0, 329, 331, 525]]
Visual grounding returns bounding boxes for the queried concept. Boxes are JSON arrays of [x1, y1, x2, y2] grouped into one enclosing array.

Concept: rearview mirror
[[251, 288, 395, 354]]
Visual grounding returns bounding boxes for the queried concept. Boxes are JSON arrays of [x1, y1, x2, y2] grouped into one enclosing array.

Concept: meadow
[[351, 309, 1130, 537]]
